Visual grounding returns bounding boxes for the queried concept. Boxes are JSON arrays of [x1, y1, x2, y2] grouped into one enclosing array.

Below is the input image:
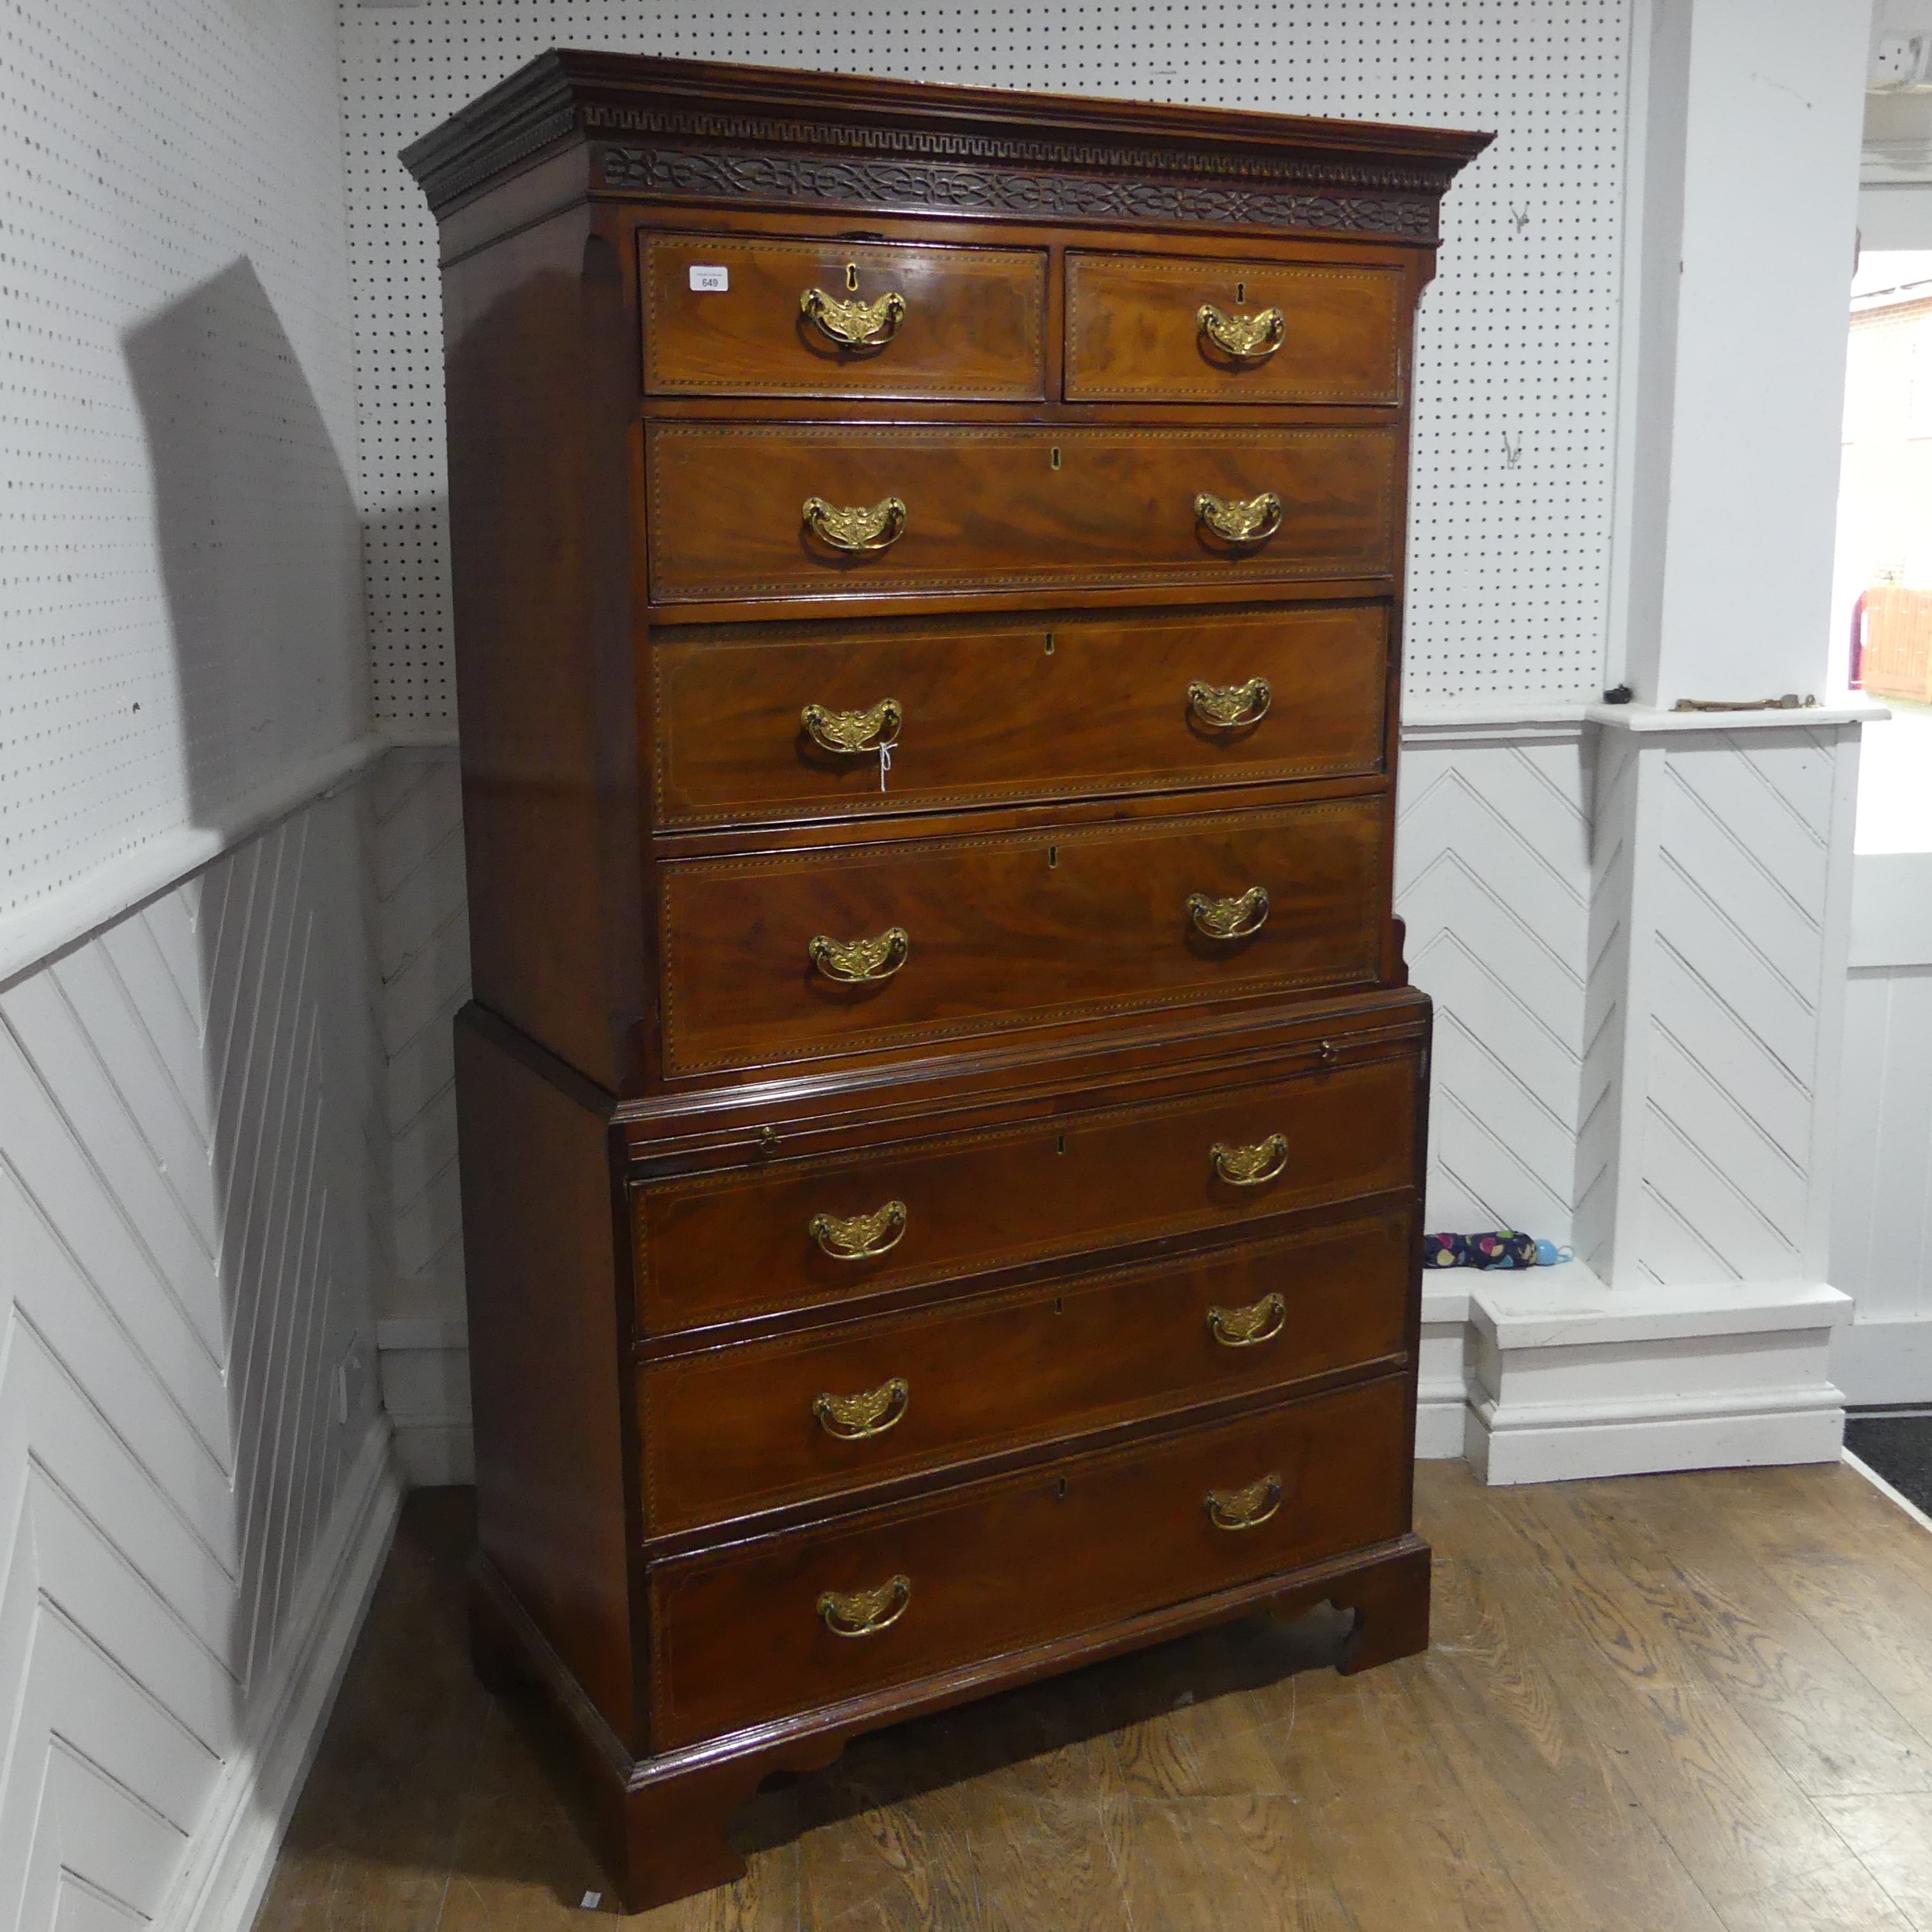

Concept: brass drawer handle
[[1206, 1292, 1287, 1348], [1211, 1133, 1290, 1188], [1205, 1473, 1283, 1531], [802, 698, 903, 755], [1195, 490, 1283, 546], [803, 495, 907, 553], [1188, 886, 1269, 940], [1197, 301, 1287, 361], [800, 286, 908, 348], [808, 1199, 909, 1261], [1187, 677, 1271, 729], [814, 1376, 911, 1440], [818, 1574, 911, 1637], [809, 926, 910, 984]]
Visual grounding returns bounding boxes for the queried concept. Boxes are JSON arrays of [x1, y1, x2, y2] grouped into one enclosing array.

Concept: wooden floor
[[257, 1461, 1932, 1930]]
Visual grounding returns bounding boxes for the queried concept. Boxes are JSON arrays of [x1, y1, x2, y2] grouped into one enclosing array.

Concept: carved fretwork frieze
[[581, 103, 1457, 195], [596, 142, 1440, 239]]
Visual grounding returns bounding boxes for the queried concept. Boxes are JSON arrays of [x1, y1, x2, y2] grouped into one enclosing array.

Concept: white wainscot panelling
[[1395, 730, 1592, 1248], [342, 0, 1628, 727], [1462, 721, 1862, 1484], [0, 793, 401, 1932], [1634, 732, 1838, 1285], [1832, 852, 1932, 1404], [369, 749, 473, 1485]]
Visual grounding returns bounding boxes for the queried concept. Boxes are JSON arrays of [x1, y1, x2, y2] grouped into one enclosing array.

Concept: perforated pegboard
[[0, 0, 363, 920], [340, 0, 1628, 724]]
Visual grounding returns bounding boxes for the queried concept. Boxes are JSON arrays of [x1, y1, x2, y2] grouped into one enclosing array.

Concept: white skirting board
[[1833, 1315, 1932, 1409], [1458, 1267, 1852, 1485], [153, 1422, 404, 1932]]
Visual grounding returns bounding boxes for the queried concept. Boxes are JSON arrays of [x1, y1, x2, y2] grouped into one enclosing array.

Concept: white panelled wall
[[0, 0, 1903, 1923], [0, 3, 400, 1930]]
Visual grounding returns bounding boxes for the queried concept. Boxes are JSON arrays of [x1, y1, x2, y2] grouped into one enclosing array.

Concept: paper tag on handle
[[879, 743, 893, 793], [688, 264, 730, 292]]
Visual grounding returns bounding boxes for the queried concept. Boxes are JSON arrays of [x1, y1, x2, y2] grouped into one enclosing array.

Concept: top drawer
[[1066, 253, 1403, 406], [642, 233, 1049, 402]]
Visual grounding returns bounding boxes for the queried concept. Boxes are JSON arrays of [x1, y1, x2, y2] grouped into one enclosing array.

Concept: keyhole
[[1051, 446, 1062, 470], [1236, 279, 1247, 304], [1052, 1296, 1064, 1314], [845, 261, 859, 291], [1048, 845, 1059, 869], [1056, 1133, 1067, 1155], [1056, 1477, 1070, 1502], [1044, 632, 1056, 656]]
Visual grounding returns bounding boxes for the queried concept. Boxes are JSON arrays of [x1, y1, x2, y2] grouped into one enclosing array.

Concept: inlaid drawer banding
[[631, 1053, 1417, 1334], [648, 1372, 1413, 1746], [651, 605, 1389, 828], [646, 424, 1400, 605], [658, 798, 1388, 1073], [638, 1208, 1416, 1533]]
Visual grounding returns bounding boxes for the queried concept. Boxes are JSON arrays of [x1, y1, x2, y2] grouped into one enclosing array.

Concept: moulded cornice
[[401, 48, 1491, 240]]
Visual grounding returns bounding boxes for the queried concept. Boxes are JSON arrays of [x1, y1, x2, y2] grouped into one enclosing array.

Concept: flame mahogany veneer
[[409, 50, 1486, 1910]]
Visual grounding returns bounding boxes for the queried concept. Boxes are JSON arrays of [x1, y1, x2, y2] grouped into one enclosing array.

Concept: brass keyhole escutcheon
[[1048, 845, 1059, 869], [1236, 279, 1247, 303], [1045, 631, 1056, 655], [845, 260, 860, 291], [1056, 1133, 1067, 1155], [1051, 445, 1062, 470], [1056, 1477, 1070, 1502]]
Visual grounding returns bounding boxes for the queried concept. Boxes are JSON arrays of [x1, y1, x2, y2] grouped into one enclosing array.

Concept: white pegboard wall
[[341, 0, 1628, 723], [0, 0, 366, 920]]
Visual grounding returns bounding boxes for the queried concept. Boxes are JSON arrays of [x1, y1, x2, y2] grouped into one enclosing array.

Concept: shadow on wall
[[118, 255, 389, 1861]]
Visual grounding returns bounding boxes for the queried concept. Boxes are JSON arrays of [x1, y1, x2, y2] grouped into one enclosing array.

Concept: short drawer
[[1066, 252, 1403, 404], [645, 424, 1399, 607], [641, 1209, 1413, 1533], [631, 1049, 1418, 1333], [648, 1372, 1411, 1747], [641, 233, 1047, 401], [659, 798, 1386, 1074], [651, 604, 1389, 829]]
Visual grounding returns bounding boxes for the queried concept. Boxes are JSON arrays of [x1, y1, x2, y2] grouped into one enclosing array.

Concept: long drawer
[[658, 797, 1388, 1073], [651, 604, 1389, 828], [631, 1048, 1419, 1333], [641, 232, 1048, 401], [647, 1371, 1412, 1748], [641, 1209, 1413, 1533], [645, 423, 1400, 607]]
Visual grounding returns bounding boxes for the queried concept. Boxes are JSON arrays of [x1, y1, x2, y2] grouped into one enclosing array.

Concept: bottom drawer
[[648, 1372, 1410, 1748]]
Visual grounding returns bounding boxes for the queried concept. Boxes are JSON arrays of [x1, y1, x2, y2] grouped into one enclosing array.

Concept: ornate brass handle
[[1197, 302, 1287, 361], [1188, 887, 1270, 940], [818, 1574, 911, 1637], [814, 1376, 911, 1440], [802, 698, 903, 755], [800, 286, 908, 348], [1210, 1133, 1290, 1188], [1205, 1474, 1283, 1531], [808, 1199, 909, 1261], [1195, 491, 1284, 546], [1206, 1292, 1287, 1348], [1187, 678, 1272, 729], [803, 496, 908, 553], [809, 927, 910, 983]]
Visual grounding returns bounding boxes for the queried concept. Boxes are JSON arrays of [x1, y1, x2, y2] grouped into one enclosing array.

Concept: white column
[[1467, 0, 1877, 1483], [1621, 0, 1872, 706]]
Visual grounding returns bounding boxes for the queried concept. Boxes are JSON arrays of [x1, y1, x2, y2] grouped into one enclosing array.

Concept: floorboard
[[253, 1461, 1932, 1931]]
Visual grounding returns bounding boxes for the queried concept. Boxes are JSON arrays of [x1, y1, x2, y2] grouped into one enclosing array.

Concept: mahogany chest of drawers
[[404, 53, 1485, 1909]]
